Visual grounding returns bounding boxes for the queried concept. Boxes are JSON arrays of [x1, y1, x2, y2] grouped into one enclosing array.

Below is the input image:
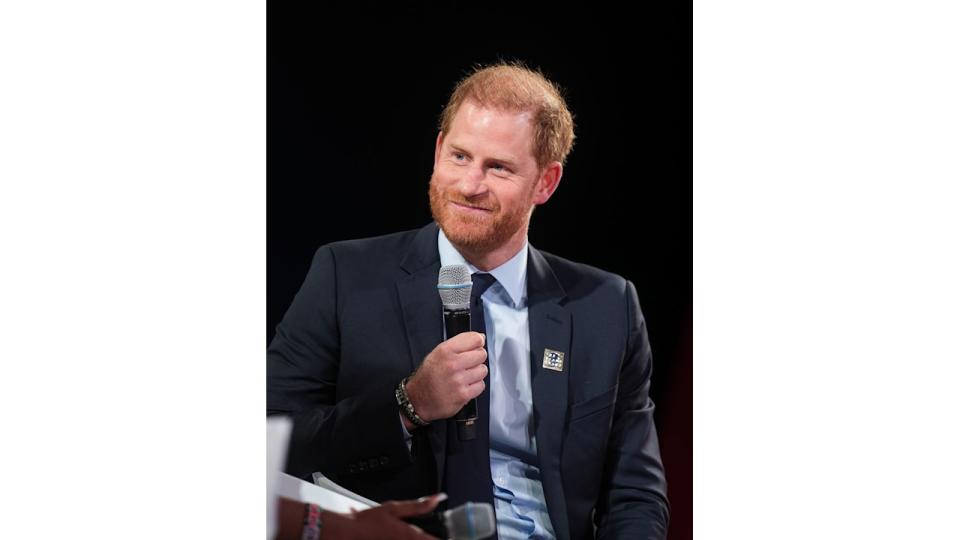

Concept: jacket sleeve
[[266, 245, 413, 480], [594, 279, 670, 540]]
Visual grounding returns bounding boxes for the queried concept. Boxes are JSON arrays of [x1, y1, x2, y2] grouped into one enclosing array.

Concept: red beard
[[428, 176, 533, 255]]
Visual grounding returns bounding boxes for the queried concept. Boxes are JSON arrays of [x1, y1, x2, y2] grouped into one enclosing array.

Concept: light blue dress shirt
[[437, 230, 557, 540]]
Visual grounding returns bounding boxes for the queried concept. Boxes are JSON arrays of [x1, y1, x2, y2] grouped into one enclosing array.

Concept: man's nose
[[458, 165, 489, 197]]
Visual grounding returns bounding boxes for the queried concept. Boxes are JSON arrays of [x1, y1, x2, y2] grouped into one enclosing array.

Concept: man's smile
[[449, 200, 493, 214]]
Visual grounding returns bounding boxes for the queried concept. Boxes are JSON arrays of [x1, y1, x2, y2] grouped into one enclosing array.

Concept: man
[[268, 62, 669, 539]]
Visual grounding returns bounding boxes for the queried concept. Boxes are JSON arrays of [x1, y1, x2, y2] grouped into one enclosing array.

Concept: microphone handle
[[443, 307, 472, 337], [443, 308, 477, 441]]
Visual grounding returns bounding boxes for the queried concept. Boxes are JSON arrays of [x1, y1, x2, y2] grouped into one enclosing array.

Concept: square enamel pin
[[542, 348, 565, 372]]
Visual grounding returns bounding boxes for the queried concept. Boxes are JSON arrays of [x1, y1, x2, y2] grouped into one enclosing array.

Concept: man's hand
[[320, 494, 447, 540], [404, 332, 487, 425]]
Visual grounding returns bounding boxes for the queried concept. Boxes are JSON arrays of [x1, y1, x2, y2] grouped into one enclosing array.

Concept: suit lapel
[[527, 246, 572, 539], [396, 223, 446, 490]]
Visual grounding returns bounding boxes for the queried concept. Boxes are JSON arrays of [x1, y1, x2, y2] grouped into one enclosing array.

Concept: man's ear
[[433, 132, 444, 167], [532, 161, 563, 205]]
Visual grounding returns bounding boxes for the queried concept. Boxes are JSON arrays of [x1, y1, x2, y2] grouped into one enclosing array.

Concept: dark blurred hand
[[320, 493, 447, 540]]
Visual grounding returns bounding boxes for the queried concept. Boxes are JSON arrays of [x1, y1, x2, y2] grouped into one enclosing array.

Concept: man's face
[[429, 100, 545, 255]]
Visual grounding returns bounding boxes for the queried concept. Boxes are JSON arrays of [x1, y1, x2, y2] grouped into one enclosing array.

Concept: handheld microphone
[[406, 501, 496, 540], [438, 264, 477, 441], [444, 502, 496, 540]]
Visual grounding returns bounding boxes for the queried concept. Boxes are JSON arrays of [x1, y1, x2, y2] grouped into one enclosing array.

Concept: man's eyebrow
[[449, 144, 519, 169], [448, 144, 471, 156]]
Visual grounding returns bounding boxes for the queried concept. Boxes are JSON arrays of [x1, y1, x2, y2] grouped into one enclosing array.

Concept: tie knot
[[471, 272, 497, 299]]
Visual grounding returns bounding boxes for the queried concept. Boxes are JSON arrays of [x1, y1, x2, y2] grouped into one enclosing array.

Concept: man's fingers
[[461, 362, 488, 385], [445, 331, 485, 353], [453, 348, 487, 370], [463, 379, 485, 400]]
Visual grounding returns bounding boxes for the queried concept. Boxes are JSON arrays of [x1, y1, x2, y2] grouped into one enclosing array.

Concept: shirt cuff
[[399, 412, 413, 451]]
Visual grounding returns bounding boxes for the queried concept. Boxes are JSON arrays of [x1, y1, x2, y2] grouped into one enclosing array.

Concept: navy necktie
[[443, 272, 498, 518]]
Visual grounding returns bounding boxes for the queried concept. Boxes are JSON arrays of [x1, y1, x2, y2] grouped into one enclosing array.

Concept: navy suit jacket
[[267, 223, 669, 539]]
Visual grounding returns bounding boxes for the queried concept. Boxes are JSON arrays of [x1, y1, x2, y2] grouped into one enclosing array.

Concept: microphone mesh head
[[444, 502, 496, 540], [438, 264, 472, 309]]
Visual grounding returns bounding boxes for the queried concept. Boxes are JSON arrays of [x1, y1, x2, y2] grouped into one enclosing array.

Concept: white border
[[696, 1, 960, 537], [1, 1, 265, 538]]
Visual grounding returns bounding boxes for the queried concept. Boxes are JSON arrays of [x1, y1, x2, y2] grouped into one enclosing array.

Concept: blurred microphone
[[437, 264, 477, 441], [407, 501, 496, 540], [445, 502, 496, 540]]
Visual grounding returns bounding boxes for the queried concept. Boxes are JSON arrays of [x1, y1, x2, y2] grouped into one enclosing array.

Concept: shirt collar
[[437, 228, 528, 308]]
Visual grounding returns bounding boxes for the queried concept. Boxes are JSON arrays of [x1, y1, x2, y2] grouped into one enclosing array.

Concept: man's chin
[[439, 221, 495, 249]]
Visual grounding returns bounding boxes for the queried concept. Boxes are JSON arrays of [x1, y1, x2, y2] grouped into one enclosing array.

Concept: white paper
[[266, 417, 293, 540]]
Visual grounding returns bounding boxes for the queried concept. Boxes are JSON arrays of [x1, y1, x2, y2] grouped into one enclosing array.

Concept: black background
[[269, 3, 691, 538]]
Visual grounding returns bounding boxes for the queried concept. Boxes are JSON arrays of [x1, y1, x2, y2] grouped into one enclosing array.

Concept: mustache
[[446, 197, 496, 212]]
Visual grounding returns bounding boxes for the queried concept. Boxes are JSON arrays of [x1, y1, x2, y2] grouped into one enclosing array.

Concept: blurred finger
[[384, 492, 448, 517]]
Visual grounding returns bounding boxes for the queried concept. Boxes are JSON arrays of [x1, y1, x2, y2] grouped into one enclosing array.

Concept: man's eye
[[453, 153, 466, 161]]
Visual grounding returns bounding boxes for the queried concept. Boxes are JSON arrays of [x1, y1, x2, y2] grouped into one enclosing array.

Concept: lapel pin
[[542, 348, 565, 372]]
